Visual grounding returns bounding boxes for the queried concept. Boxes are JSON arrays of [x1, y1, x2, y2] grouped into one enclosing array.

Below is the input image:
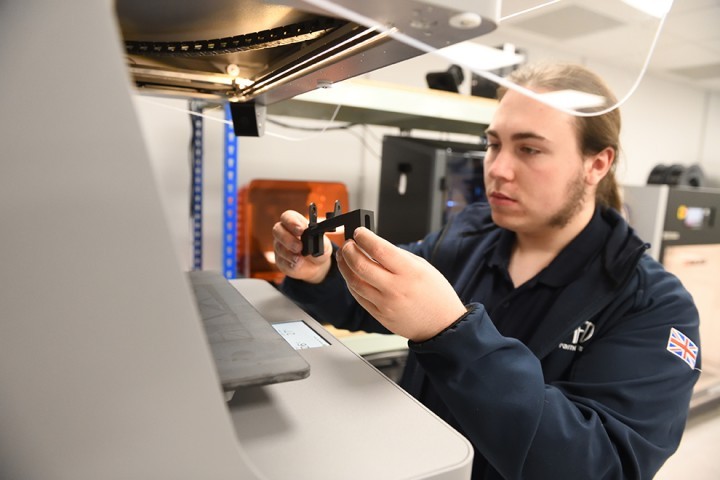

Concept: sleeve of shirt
[[408, 263, 700, 479]]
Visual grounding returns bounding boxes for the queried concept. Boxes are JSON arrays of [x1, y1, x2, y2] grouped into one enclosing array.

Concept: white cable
[[500, 0, 562, 22], [300, 0, 671, 117], [136, 96, 233, 125], [137, 97, 347, 141], [265, 103, 343, 141]]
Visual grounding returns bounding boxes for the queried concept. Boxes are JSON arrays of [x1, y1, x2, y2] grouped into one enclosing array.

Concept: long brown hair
[[496, 63, 623, 211]]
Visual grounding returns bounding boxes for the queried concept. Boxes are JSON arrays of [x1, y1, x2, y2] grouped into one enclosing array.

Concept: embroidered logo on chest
[[558, 321, 596, 352]]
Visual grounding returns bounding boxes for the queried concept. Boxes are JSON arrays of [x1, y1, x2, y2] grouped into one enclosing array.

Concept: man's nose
[[486, 151, 515, 181]]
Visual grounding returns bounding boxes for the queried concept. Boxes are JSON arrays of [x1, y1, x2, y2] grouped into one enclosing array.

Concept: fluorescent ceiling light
[[437, 42, 525, 72], [536, 89, 607, 110], [622, 0, 673, 18]]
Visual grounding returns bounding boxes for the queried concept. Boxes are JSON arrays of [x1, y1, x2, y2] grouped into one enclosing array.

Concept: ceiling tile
[[667, 0, 720, 15], [477, 0, 720, 92], [561, 23, 668, 58], [697, 77, 720, 90], [663, 5, 720, 41], [509, 5, 624, 40], [672, 62, 720, 80], [649, 43, 720, 70]]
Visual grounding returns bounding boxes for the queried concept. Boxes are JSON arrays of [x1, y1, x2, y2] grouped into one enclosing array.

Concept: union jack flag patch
[[666, 327, 699, 370]]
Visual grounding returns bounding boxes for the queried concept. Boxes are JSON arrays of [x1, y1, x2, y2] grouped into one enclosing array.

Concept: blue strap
[[223, 103, 238, 279], [189, 100, 204, 271]]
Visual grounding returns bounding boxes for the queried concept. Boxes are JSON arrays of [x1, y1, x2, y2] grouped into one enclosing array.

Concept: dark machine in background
[[647, 163, 706, 188], [624, 184, 720, 412], [377, 135, 487, 245], [426, 64, 465, 93]]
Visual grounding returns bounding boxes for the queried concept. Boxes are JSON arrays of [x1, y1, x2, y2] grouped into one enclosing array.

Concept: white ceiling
[[478, 0, 720, 92]]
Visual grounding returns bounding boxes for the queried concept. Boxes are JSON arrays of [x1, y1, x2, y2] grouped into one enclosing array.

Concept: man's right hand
[[272, 210, 332, 284]]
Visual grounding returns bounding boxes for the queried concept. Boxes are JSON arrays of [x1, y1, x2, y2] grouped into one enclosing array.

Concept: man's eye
[[520, 146, 541, 155]]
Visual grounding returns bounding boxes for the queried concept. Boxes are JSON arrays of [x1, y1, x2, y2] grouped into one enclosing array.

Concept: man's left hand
[[336, 227, 467, 342]]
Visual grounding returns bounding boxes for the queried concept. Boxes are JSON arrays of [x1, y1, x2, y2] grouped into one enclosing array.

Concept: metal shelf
[[268, 77, 497, 135]]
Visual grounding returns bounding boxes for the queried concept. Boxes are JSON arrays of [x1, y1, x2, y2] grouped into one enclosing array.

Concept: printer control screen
[[273, 321, 329, 350]]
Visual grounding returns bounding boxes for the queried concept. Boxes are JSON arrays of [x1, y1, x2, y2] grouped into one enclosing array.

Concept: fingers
[[347, 288, 381, 322], [272, 210, 333, 282], [350, 227, 409, 274], [272, 226, 300, 267], [336, 235, 392, 306], [339, 228, 467, 342], [279, 210, 308, 237], [336, 243, 382, 314], [272, 210, 306, 270]]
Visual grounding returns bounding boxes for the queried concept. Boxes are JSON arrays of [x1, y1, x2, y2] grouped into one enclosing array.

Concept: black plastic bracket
[[301, 201, 375, 257]]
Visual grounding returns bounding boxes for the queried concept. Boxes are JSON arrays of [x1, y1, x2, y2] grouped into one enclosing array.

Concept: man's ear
[[585, 147, 615, 186]]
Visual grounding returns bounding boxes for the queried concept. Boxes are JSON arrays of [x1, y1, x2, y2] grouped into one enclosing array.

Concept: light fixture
[[438, 41, 525, 72], [536, 89, 607, 110], [622, 0, 673, 18]]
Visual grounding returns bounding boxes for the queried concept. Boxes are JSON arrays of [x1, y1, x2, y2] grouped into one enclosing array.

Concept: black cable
[[267, 117, 358, 131]]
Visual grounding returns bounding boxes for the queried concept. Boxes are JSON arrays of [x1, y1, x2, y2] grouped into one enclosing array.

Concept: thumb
[[351, 227, 405, 274]]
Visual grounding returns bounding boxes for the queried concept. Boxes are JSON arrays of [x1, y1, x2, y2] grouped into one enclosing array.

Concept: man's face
[[483, 89, 591, 236]]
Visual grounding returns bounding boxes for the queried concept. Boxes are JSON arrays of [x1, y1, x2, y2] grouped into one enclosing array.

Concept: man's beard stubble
[[548, 168, 587, 229]]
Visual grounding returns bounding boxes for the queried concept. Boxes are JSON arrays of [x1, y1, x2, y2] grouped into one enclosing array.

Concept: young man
[[272, 63, 700, 479]]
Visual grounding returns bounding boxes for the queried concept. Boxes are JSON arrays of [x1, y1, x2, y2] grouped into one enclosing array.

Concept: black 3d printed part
[[301, 201, 375, 257]]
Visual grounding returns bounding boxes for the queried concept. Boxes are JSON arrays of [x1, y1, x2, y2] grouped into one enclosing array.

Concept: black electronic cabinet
[[377, 135, 487, 244]]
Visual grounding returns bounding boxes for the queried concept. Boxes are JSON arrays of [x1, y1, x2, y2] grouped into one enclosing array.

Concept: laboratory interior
[[2, 0, 720, 479]]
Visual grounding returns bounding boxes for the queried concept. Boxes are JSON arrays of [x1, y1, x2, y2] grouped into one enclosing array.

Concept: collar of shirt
[[486, 207, 611, 288]]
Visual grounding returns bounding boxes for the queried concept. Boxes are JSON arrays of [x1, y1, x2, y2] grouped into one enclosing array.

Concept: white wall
[[701, 92, 720, 179], [591, 63, 713, 186], [134, 40, 720, 273]]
